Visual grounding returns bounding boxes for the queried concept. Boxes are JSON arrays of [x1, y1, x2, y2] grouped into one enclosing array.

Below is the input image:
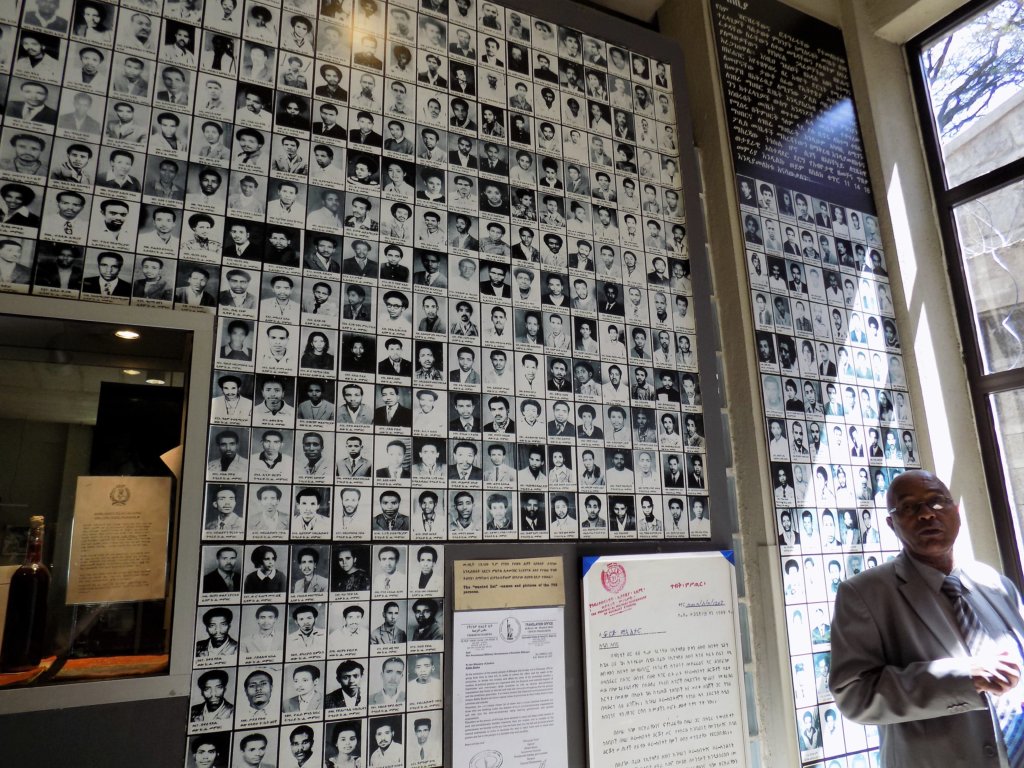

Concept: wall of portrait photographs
[[739, 177, 910, 766], [0, 0, 705, 765], [711, 1, 917, 766]]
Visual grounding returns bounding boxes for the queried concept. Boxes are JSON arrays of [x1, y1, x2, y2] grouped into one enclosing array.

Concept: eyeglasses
[[888, 495, 954, 519]]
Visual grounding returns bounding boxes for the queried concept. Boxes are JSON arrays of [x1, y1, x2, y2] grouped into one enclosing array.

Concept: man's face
[[635, 409, 652, 431], [410, 656, 435, 685], [10, 137, 46, 167], [414, 601, 435, 625], [205, 612, 230, 644], [245, 674, 272, 707], [222, 321, 250, 349], [201, 678, 225, 707], [194, 170, 223, 196], [102, 202, 129, 230], [380, 443, 403, 467], [193, 744, 218, 768], [214, 428, 239, 456], [265, 320, 289, 351], [20, 83, 48, 107], [75, 48, 103, 75], [377, 548, 399, 574], [413, 439, 442, 466], [340, 666, 362, 695], [260, 431, 283, 457], [173, 28, 192, 49], [298, 553, 317, 577], [97, 257, 121, 280], [379, 491, 402, 516], [302, 435, 323, 463], [411, 723, 432, 748], [130, 256, 159, 282], [290, 671, 316, 699], [375, 726, 393, 750], [455, 349, 475, 371], [520, 448, 543, 473], [450, 492, 474, 521], [819, 512, 838, 544], [289, 730, 313, 761]]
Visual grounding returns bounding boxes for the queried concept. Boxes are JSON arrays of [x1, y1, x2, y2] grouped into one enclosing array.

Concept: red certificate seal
[[601, 562, 627, 593]]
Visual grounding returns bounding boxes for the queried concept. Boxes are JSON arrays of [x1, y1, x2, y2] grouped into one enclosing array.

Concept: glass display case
[[0, 294, 212, 706]]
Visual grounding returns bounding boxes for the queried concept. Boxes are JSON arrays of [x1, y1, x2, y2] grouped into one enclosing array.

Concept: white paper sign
[[582, 552, 749, 768], [67, 476, 172, 604], [453, 606, 569, 768]]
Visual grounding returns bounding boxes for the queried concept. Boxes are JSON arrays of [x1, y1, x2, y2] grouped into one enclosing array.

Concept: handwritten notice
[[67, 476, 172, 605], [454, 557, 565, 610], [453, 606, 569, 768], [582, 553, 748, 768]]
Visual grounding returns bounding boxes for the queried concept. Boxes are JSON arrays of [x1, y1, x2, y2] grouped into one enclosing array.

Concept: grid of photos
[[0, 0, 702, 765], [190, 542, 444, 768], [737, 175, 914, 768]]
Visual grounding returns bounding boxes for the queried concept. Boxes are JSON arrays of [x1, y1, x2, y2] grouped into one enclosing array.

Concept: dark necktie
[[943, 574, 1024, 767]]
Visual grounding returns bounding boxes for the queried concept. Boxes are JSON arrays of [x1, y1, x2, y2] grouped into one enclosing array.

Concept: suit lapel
[[895, 553, 965, 658], [962, 566, 1024, 651]]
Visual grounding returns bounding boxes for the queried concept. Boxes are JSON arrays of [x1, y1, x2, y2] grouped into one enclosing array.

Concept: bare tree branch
[[925, 1, 1024, 137]]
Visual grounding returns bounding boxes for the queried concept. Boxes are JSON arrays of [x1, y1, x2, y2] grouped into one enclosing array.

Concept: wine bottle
[[1, 516, 50, 672]]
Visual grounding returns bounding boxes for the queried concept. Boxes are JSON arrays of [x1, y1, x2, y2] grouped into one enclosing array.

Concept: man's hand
[[971, 652, 1022, 695]]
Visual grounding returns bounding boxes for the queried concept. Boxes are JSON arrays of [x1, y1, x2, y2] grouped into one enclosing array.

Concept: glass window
[[919, 0, 1024, 187], [953, 179, 1024, 374], [912, 0, 1024, 580], [990, 389, 1024, 551]]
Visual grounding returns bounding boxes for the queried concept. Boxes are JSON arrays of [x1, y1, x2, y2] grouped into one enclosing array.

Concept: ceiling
[[604, 0, 972, 42], [588, 0, 666, 23]]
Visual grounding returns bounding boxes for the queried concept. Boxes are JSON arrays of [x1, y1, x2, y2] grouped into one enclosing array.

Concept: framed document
[[582, 552, 749, 768]]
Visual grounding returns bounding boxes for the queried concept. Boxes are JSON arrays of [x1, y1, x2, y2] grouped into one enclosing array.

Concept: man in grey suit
[[831, 469, 1024, 767]]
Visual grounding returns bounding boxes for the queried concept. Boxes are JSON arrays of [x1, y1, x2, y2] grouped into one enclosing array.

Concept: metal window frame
[[907, 0, 1024, 586]]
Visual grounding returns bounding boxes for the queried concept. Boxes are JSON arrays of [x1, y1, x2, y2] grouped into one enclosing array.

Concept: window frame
[[908, 0, 1024, 586]]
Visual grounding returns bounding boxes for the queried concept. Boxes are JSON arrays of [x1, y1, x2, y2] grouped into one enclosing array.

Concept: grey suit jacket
[[831, 552, 1024, 766]]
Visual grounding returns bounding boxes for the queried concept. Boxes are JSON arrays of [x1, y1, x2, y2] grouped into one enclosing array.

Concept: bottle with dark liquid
[[1, 516, 50, 672]]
